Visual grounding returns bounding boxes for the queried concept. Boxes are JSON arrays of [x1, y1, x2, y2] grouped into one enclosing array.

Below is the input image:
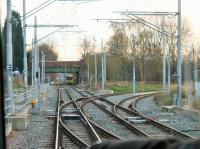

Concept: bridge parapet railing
[[4, 85, 46, 118], [4, 97, 14, 118], [14, 87, 38, 113]]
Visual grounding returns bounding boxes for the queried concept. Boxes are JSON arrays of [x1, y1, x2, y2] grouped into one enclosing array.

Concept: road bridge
[[44, 60, 85, 83], [28, 60, 85, 84]]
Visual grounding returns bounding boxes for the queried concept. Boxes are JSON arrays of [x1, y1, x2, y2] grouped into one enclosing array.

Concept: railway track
[[81, 100, 147, 139], [56, 86, 194, 149], [128, 95, 196, 139], [90, 97, 172, 138], [66, 88, 123, 141], [77, 89, 194, 139], [70, 88, 150, 138], [55, 87, 122, 149], [56, 88, 101, 148]]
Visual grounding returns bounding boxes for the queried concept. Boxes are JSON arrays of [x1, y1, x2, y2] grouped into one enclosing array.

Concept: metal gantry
[[114, 1, 182, 105], [21, 0, 98, 111]]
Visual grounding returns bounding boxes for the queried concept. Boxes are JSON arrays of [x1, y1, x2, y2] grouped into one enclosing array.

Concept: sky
[[1, 0, 200, 60]]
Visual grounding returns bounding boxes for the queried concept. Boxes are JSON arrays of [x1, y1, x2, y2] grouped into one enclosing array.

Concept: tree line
[[80, 17, 200, 84]]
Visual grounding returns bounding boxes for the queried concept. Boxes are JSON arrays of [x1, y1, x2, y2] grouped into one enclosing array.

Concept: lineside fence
[[4, 86, 44, 118]]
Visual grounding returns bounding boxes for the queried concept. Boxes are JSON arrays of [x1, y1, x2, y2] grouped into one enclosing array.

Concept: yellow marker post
[[31, 99, 37, 109]]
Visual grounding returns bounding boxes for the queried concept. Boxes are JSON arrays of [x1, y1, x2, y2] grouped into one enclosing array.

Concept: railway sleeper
[[125, 116, 142, 121], [130, 119, 147, 124], [62, 108, 77, 113], [62, 114, 81, 120]]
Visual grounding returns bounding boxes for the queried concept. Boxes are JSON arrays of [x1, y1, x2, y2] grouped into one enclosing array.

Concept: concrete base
[[11, 114, 30, 130], [162, 106, 175, 112], [5, 122, 12, 136], [97, 89, 113, 95]]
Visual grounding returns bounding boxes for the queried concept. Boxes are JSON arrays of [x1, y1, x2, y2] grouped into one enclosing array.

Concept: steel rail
[[96, 95, 195, 139], [65, 88, 102, 143], [131, 95, 196, 139], [81, 98, 149, 137], [55, 87, 91, 148], [55, 88, 61, 149], [59, 100, 89, 148], [88, 119, 123, 140], [73, 88, 149, 138], [78, 89, 195, 139]]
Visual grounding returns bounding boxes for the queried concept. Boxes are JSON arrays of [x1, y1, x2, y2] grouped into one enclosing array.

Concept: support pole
[[87, 53, 90, 84], [94, 46, 97, 89], [194, 48, 198, 97], [101, 38, 104, 90], [41, 51, 44, 85], [167, 45, 171, 93], [23, 0, 28, 100], [6, 0, 13, 113], [131, 34, 136, 94], [176, 0, 182, 107], [33, 16, 39, 107], [32, 39, 34, 87], [37, 46, 40, 108], [44, 54, 45, 84], [104, 46, 106, 88], [162, 16, 166, 93]]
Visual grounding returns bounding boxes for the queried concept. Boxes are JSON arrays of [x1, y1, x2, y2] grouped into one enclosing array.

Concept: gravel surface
[[136, 96, 200, 137], [105, 93, 135, 104], [63, 119, 95, 145], [7, 85, 57, 149], [95, 99, 113, 112], [105, 92, 157, 106], [60, 88, 71, 102], [83, 102, 139, 140], [67, 88, 83, 99], [96, 98, 171, 138]]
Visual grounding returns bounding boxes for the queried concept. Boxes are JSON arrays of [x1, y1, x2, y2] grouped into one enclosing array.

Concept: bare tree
[[80, 37, 92, 82], [107, 22, 129, 57]]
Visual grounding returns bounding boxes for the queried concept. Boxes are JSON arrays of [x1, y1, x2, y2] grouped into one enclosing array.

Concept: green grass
[[108, 82, 163, 93], [154, 93, 173, 106], [192, 98, 200, 111]]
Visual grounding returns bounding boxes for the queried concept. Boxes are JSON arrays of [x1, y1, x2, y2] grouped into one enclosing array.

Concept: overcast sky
[[1, 0, 200, 60]]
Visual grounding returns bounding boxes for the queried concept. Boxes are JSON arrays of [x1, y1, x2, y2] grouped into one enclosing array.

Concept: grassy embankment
[[107, 82, 163, 93], [108, 82, 200, 110], [153, 83, 200, 109]]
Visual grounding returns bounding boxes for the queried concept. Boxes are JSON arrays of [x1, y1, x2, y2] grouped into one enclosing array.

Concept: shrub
[[192, 99, 200, 110], [154, 93, 173, 107]]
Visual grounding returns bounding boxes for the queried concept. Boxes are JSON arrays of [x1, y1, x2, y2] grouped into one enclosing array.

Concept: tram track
[[55, 86, 123, 149], [56, 86, 195, 149], [128, 95, 196, 139], [57, 88, 101, 148], [81, 100, 147, 139], [66, 88, 123, 141], [76, 89, 195, 139]]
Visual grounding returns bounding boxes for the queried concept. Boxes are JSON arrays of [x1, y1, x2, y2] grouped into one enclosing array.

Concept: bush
[[154, 93, 173, 107], [192, 99, 200, 110], [108, 82, 163, 93]]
